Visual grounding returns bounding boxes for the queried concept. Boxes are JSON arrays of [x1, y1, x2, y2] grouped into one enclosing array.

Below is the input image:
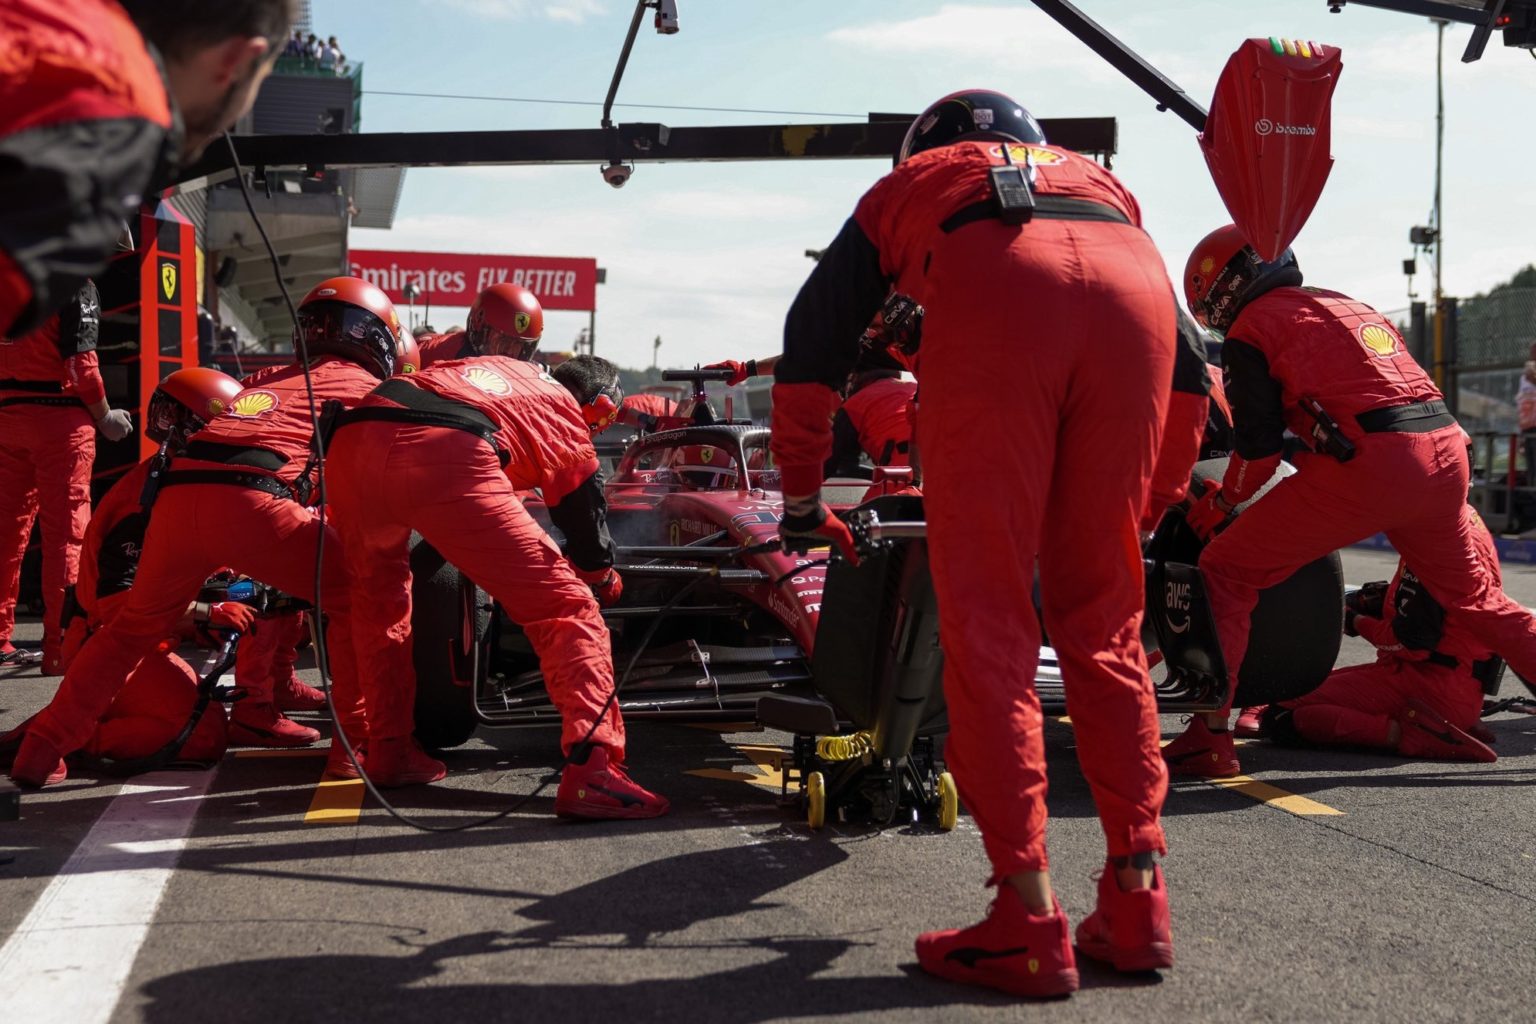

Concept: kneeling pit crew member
[[9, 276, 410, 787], [325, 350, 667, 815], [1264, 519, 1502, 763], [1170, 225, 1536, 779], [772, 89, 1177, 998]]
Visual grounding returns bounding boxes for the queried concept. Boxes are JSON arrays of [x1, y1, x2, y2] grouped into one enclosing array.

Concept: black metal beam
[[1332, 0, 1493, 27], [177, 117, 1116, 184], [1029, 0, 1208, 132]]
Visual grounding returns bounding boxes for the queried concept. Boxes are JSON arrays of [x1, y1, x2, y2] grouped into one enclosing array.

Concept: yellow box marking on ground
[[232, 748, 327, 758], [304, 778, 364, 824], [1206, 775, 1343, 816], [687, 743, 785, 791]]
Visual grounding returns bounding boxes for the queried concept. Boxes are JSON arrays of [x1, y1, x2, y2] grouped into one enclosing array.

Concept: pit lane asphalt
[[2, 546, 1532, 1024]]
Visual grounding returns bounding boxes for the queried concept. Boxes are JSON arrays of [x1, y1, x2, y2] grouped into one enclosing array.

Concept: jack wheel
[[936, 772, 958, 831], [806, 771, 826, 830]]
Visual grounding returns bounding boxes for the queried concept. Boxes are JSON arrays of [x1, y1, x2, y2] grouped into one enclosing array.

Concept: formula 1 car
[[407, 369, 1343, 828]]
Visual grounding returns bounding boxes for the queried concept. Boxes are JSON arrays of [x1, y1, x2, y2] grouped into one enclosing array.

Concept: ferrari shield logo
[[699, 446, 715, 464], [513, 311, 532, 335], [160, 262, 177, 301]]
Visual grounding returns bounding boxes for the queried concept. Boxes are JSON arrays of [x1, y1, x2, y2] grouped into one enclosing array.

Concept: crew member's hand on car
[[575, 565, 624, 607], [704, 359, 757, 386], [1185, 479, 1234, 542], [780, 499, 860, 566], [202, 601, 258, 633]]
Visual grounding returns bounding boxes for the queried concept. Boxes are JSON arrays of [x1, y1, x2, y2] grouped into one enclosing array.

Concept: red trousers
[[916, 219, 1173, 879], [234, 609, 305, 702], [0, 404, 93, 644], [23, 484, 364, 756], [83, 649, 228, 762], [1279, 658, 1483, 749], [327, 423, 622, 756], [1202, 429, 1536, 712]]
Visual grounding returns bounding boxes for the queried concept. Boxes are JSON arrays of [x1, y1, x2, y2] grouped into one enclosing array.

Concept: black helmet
[[898, 89, 1046, 164]]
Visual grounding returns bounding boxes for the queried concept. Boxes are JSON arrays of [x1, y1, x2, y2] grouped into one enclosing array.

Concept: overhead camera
[[654, 0, 680, 34], [602, 161, 634, 188]]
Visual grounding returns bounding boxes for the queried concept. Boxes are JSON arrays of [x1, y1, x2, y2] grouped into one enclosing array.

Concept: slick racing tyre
[[409, 534, 492, 749], [1162, 458, 1344, 706]]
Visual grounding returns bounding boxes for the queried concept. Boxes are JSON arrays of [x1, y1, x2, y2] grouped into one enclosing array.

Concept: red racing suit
[[773, 140, 1175, 878], [1142, 309, 1214, 529], [417, 330, 472, 367], [56, 457, 227, 760], [0, 281, 106, 653], [17, 358, 376, 762], [826, 371, 917, 476], [0, 0, 178, 336], [327, 357, 623, 756], [1277, 525, 1497, 750], [1203, 287, 1536, 714]]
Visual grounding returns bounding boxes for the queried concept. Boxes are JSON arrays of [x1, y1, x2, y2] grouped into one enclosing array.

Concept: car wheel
[[409, 534, 490, 749]]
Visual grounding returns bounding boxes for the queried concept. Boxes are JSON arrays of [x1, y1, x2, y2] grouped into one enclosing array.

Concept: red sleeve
[[63, 350, 105, 405], [1141, 391, 1208, 529]]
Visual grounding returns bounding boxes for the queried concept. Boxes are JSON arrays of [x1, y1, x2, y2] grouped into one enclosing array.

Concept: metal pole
[[1432, 18, 1446, 390], [588, 308, 596, 355], [601, 1, 650, 131]]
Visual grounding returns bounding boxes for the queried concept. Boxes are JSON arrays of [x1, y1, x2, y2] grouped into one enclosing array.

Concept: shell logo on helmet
[[463, 366, 512, 395], [1358, 324, 1399, 357], [229, 391, 278, 418], [207, 398, 227, 416]]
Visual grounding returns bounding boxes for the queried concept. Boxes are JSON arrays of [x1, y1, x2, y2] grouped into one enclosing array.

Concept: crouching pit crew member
[[0, 368, 248, 782], [8, 277, 408, 787], [772, 90, 1176, 997], [326, 348, 667, 815], [416, 282, 542, 367], [1263, 519, 1503, 764], [1170, 225, 1536, 779]]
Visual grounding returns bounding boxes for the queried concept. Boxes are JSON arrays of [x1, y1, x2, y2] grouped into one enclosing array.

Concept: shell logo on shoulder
[[1358, 323, 1400, 357], [462, 366, 512, 396], [229, 390, 278, 418], [989, 143, 1065, 165]]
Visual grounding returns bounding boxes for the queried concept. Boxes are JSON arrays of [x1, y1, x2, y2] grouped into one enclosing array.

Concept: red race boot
[[10, 732, 68, 788], [555, 745, 669, 820], [366, 736, 447, 787], [1162, 718, 1241, 778], [275, 677, 327, 714], [228, 702, 321, 748], [322, 739, 365, 781], [1398, 699, 1497, 763], [1234, 705, 1268, 738], [915, 886, 1079, 998], [1076, 862, 1174, 972]]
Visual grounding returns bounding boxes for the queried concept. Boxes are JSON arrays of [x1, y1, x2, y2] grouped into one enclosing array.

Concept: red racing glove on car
[[778, 462, 860, 565], [1184, 480, 1235, 542], [574, 566, 624, 607], [705, 359, 757, 386], [1221, 451, 1283, 506], [200, 601, 258, 634]]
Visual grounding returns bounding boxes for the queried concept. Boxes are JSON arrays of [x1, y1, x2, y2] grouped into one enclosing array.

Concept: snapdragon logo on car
[[1254, 118, 1317, 137]]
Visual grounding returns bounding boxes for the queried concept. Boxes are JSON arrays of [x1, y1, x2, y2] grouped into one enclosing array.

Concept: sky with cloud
[[326, 0, 1536, 369]]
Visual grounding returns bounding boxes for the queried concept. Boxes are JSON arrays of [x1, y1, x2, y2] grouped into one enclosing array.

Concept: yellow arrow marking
[[1205, 774, 1343, 816], [304, 778, 364, 824], [686, 743, 785, 791]]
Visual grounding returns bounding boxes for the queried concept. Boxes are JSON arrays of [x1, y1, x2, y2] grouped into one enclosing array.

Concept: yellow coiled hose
[[816, 730, 874, 762]]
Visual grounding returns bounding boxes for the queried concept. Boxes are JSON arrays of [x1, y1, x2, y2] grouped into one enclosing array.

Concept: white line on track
[[0, 770, 216, 1023]]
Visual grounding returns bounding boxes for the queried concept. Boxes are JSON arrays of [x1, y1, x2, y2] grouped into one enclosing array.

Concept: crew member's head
[[395, 332, 421, 377], [898, 89, 1046, 164], [550, 355, 624, 434], [146, 367, 244, 450], [296, 276, 405, 380], [121, 0, 296, 160], [466, 283, 544, 360], [411, 323, 437, 341], [1184, 224, 1304, 333]]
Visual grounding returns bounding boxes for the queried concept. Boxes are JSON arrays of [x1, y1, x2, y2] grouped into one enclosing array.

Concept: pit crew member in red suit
[[1263, 523, 1501, 763], [0, 281, 135, 673], [417, 283, 542, 367], [1140, 308, 1215, 532], [0, 0, 291, 336], [326, 350, 666, 814], [1169, 224, 1536, 778], [9, 277, 406, 788], [619, 391, 681, 432], [772, 90, 1177, 997], [0, 368, 247, 783]]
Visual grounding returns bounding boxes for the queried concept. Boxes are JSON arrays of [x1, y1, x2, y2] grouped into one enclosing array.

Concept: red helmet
[[466, 283, 543, 360], [395, 332, 421, 376], [1184, 225, 1303, 332], [146, 367, 243, 446], [296, 276, 404, 379], [898, 88, 1046, 164]]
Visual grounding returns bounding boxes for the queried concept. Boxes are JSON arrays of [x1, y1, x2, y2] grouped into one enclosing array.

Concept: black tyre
[[1164, 459, 1344, 706], [409, 534, 491, 749]]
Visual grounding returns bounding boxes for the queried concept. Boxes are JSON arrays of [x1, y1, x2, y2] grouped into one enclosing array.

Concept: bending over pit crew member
[[772, 89, 1178, 998], [1170, 225, 1536, 778], [416, 283, 542, 367], [8, 276, 410, 787]]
